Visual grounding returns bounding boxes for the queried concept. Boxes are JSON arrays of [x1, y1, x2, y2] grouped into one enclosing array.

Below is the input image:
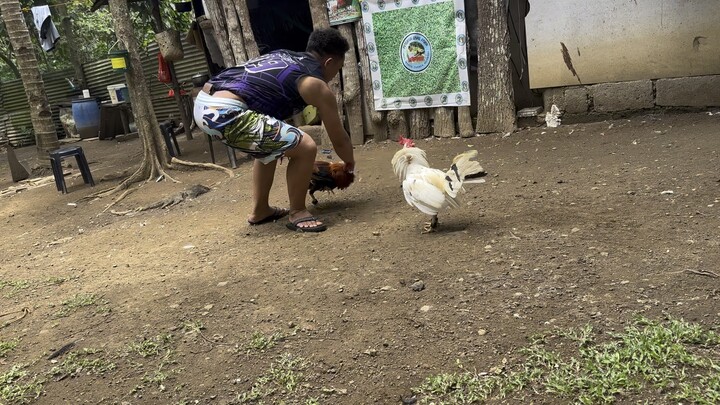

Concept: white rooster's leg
[[422, 215, 438, 234]]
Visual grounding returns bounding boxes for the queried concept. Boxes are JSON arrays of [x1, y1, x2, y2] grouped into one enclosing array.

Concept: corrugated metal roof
[[1, 36, 210, 147]]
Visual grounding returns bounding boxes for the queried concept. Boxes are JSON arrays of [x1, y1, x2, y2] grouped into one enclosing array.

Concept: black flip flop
[[286, 216, 327, 232], [248, 207, 289, 225]]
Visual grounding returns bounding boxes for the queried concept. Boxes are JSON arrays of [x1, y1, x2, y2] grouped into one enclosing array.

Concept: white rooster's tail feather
[[391, 147, 430, 181], [443, 150, 485, 198]]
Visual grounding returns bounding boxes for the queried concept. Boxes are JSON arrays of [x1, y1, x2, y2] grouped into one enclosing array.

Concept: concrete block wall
[[542, 74, 720, 115]]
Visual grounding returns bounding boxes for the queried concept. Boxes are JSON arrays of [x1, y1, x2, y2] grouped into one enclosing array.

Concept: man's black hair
[[306, 28, 350, 57]]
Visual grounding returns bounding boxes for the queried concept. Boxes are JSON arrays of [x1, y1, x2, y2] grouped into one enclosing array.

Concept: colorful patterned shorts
[[193, 91, 303, 164]]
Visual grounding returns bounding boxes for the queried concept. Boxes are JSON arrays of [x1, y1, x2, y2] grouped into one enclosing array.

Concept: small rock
[[477, 329, 487, 336], [410, 281, 425, 292], [183, 244, 195, 249], [372, 231, 381, 236], [203, 304, 214, 310], [217, 281, 228, 287], [420, 305, 432, 312], [660, 190, 674, 195], [380, 285, 393, 291], [571, 227, 580, 233], [363, 349, 378, 357]]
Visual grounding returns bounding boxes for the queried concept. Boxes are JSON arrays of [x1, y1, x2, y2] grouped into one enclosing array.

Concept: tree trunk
[[476, 0, 516, 134], [203, 0, 235, 66], [387, 110, 407, 141], [354, 20, 386, 141], [0, 0, 59, 156], [222, 0, 247, 63], [308, 0, 344, 134], [458, 106, 474, 137], [433, 107, 456, 138], [54, 2, 86, 88], [108, 0, 168, 179], [409, 109, 430, 139], [338, 24, 363, 145], [233, 0, 259, 59]]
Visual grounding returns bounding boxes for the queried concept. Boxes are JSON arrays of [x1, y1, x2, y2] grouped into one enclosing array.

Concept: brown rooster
[[308, 161, 354, 205]]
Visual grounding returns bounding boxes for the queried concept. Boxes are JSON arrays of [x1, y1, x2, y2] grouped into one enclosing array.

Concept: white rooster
[[391, 137, 487, 233]]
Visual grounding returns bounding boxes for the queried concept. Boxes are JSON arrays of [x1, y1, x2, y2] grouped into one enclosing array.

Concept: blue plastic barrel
[[72, 98, 101, 139]]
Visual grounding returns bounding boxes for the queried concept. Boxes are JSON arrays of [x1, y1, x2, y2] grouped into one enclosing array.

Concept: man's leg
[[248, 159, 283, 223], [283, 134, 322, 228]]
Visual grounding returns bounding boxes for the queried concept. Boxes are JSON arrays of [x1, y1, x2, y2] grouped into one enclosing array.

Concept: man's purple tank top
[[208, 50, 323, 120]]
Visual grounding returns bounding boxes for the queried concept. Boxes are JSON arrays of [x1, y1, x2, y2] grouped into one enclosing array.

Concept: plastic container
[[71, 98, 101, 139], [107, 84, 130, 104]]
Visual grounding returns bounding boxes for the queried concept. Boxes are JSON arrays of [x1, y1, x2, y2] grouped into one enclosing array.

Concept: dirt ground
[[1, 110, 719, 404]]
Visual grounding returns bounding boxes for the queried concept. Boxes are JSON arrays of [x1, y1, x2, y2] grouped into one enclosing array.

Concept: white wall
[[526, 0, 720, 89]]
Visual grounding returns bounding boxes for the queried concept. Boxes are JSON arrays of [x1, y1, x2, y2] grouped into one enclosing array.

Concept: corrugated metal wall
[[0, 68, 75, 147], [0, 37, 209, 147]]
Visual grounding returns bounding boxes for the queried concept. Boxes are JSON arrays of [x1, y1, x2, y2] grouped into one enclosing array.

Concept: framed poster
[[360, 0, 470, 110], [328, 0, 362, 26]]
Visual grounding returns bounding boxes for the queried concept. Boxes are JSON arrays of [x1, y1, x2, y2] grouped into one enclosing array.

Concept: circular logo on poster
[[462, 81, 469, 92], [381, 99, 388, 108], [409, 97, 417, 107], [411, 0, 419, 4], [368, 42, 376, 54], [394, 99, 402, 108], [362, 2, 370, 12], [441, 94, 448, 105], [394, 0, 402, 7], [400, 32, 432, 73], [456, 10, 465, 21], [378, 0, 386, 10], [424, 96, 433, 106], [364, 23, 371, 34], [455, 94, 464, 105], [373, 80, 381, 90]]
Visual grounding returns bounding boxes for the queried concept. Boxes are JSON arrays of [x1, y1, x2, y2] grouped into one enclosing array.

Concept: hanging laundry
[[31, 5, 61, 52]]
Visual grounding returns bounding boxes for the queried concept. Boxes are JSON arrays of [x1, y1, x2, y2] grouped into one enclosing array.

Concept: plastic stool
[[49, 146, 95, 194], [160, 120, 181, 157]]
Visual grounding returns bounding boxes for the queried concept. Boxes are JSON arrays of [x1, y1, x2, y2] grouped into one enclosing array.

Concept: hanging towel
[[31, 5, 61, 52]]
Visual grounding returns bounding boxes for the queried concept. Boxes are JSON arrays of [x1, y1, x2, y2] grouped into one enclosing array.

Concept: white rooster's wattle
[[391, 137, 487, 233]]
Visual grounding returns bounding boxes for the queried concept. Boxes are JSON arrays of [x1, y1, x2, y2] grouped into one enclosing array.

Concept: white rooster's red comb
[[398, 136, 415, 148]]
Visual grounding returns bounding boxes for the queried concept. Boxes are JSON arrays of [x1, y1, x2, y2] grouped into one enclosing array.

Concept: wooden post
[[433, 107, 456, 138], [476, 0, 516, 133], [222, 0, 247, 63], [338, 24, 364, 145], [409, 109, 430, 139], [233, 0, 260, 59], [458, 106, 474, 137], [203, 0, 235, 66], [355, 20, 386, 142], [387, 110, 407, 141]]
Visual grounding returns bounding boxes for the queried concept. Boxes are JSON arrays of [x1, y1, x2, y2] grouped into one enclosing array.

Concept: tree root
[[171, 157, 235, 177], [110, 184, 211, 216]]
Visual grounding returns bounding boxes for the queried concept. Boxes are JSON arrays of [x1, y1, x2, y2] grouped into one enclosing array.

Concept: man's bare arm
[[298, 76, 355, 171]]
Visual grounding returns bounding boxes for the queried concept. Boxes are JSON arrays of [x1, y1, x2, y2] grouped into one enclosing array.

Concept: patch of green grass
[[0, 339, 19, 357], [0, 280, 31, 298], [54, 293, 101, 317], [235, 353, 308, 403], [0, 364, 44, 404], [180, 319, 204, 334], [49, 348, 116, 378], [247, 331, 285, 353], [127, 334, 174, 358], [44, 275, 79, 286], [414, 316, 720, 404]]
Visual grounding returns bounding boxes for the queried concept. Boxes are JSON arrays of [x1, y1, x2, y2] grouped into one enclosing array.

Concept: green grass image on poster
[[372, 1, 460, 99]]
